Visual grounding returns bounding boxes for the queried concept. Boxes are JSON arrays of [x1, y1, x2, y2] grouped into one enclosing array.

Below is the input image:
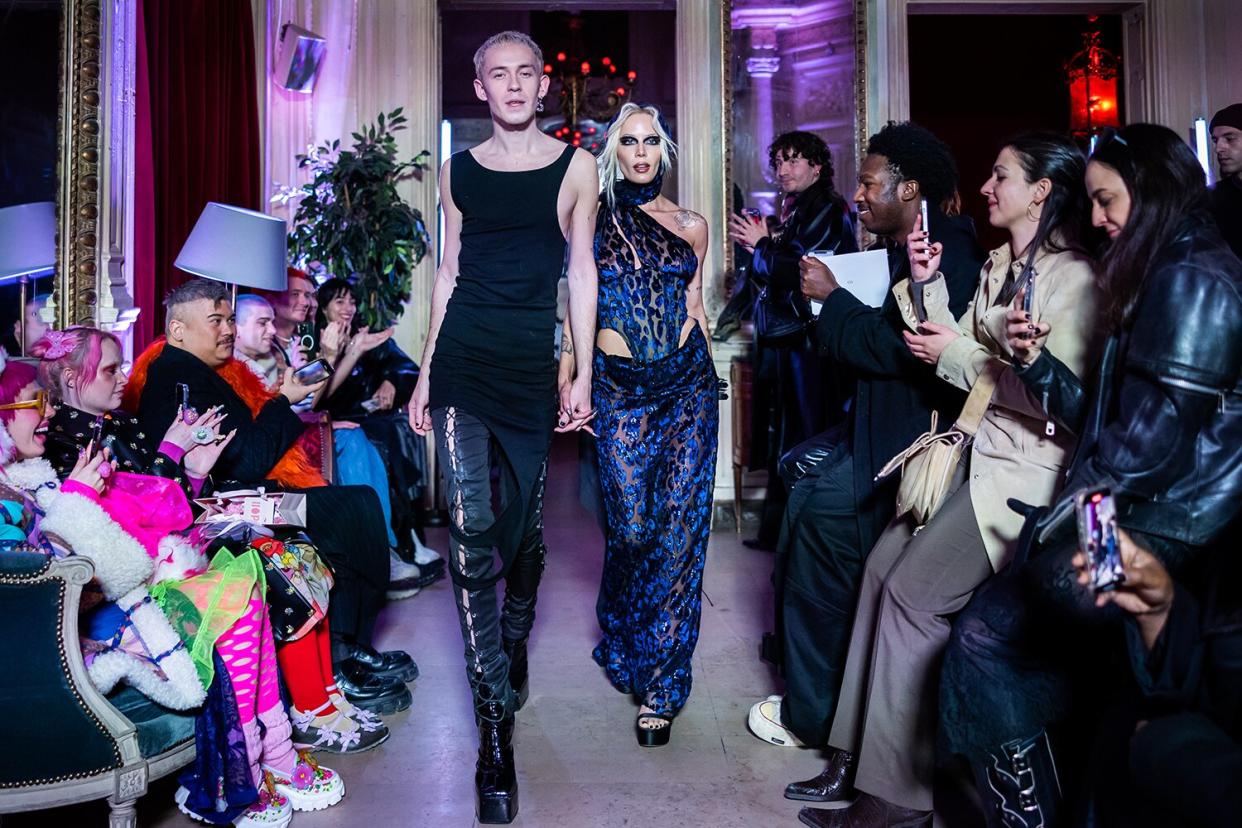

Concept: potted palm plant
[[286, 108, 431, 330]]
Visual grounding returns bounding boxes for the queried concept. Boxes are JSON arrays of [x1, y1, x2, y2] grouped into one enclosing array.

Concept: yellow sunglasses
[[0, 390, 52, 414]]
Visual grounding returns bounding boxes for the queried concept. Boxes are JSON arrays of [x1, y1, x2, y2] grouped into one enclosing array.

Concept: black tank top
[[428, 143, 575, 589]]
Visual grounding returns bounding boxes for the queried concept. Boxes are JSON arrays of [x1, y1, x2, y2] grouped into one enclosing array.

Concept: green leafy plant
[[286, 108, 431, 330]]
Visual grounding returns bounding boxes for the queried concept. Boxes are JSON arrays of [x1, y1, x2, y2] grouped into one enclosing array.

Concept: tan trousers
[[827, 478, 992, 812]]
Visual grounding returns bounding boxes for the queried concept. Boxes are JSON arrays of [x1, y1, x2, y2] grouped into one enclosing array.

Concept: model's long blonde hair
[[598, 103, 677, 207]]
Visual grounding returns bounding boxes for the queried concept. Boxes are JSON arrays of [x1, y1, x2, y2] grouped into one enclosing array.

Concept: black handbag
[[754, 285, 812, 347]]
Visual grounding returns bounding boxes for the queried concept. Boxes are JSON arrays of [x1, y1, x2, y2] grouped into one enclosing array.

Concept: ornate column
[[746, 29, 781, 185], [675, 0, 728, 322]]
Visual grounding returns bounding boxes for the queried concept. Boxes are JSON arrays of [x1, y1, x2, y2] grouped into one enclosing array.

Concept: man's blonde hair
[[473, 31, 543, 80]]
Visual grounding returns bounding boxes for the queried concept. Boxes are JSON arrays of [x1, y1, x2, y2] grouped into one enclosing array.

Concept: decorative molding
[[55, 0, 106, 329], [676, 0, 730, 319], [746, 56, 781, 78]]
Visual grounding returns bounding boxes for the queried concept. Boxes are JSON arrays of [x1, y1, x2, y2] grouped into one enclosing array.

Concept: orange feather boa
[[122, 338, 326, 489]]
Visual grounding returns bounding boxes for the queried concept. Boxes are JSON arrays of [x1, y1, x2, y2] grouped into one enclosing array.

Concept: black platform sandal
[[635, 712, 673, 748]]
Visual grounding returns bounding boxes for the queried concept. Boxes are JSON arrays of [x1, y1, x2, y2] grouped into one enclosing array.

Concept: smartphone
[[292, 357, 334, 385], [1022, 271, 1035, 314], [920, 198, 931, 238], [1076, 487, 1124, 592], [176, 382, 189, 411]]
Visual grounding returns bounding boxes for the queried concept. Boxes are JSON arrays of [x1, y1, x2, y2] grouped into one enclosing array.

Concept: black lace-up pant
[[432, 407, 548, 720]]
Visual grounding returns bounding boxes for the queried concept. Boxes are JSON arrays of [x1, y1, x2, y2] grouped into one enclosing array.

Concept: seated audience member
[[262, 267, 318, 369], [940, 124, 1242, 826], [128, 278, 416, 716], [37, 326, 389, 755], [8, 343, 346, 824], [746, 122, 983, 770], [727, 130, 858, 550], [315, 277, 440, 571], [1073, 531, 1242, 828], [1210, 103, 1242, 258], [0, 292, 50, 355], [796, 133, 1101, 827], [234, 290, 439, 597]]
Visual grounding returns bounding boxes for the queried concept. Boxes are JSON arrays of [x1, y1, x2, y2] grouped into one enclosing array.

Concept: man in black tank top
[[407, 30, 599, 825]]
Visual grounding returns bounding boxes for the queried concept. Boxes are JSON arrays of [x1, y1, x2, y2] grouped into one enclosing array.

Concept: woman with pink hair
[[29, 328, 349, 825]]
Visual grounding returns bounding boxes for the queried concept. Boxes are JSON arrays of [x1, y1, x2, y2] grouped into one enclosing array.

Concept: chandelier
[[1064, 21, 1120, 136], [539, 16, 637, 152]]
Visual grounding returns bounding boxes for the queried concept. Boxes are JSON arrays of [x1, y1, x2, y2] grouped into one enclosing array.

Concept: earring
[[536, 97, 545, 113], [1026, 201, 1042, 222]]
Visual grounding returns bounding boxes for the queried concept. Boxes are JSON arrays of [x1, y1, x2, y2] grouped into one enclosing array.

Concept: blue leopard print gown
[[591, 182, 719, 719]]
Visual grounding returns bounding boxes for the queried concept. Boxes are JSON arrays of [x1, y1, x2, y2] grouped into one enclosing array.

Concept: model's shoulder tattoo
[[674, 210, 703, 229]]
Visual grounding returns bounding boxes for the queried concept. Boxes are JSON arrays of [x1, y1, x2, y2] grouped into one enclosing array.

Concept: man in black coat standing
[[745, 123, 983, 802], [136, 278, 415, 714]]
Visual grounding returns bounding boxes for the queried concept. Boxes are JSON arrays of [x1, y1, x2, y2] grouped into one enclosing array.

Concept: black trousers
[[433, 408, 548, 719], [773, 439, 864, 747], [939, 529, 1191, 762], [299, 484, 391, 651]]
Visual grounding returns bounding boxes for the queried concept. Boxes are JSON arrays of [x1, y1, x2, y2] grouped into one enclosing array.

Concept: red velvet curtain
[[134, 0, 260, 348]]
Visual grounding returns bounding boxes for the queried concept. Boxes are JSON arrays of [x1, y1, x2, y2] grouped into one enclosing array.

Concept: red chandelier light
[[1064, 21, 1120, 136]]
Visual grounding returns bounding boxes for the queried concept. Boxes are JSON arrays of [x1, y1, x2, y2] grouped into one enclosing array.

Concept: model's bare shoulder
[[672, 208, 706, 230]]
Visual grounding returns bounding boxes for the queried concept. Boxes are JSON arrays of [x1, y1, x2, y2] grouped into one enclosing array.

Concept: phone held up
[[1076, 486, 1125, 593], [293, 357, 334, 386], [920, 198, 930, 241]]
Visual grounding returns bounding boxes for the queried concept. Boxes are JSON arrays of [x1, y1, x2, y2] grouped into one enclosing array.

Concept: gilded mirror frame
[[54, 0, 104, 329]]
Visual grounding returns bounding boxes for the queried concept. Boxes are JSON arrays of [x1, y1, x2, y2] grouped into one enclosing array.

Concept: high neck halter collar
[[614, 170, 664, 208]]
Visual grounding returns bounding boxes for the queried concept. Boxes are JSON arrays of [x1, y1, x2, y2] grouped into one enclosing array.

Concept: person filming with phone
[[1070, 528, 1242, 827], [940, 123, 1242, 826], [727, 130, 857, 550], [128, 278, 417, 715]]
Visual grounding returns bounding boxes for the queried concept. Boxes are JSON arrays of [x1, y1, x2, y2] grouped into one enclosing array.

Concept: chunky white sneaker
[[265, 752, 345, 812], [747, 694, 806, 747], [175, 774, 293, 827], [388, 549, 421, 582], [410, 531, 443, 566]]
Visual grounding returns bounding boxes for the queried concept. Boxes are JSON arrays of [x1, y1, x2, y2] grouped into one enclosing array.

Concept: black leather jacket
[[750, 179, 857, 292], [1019, 219, 1242, 549]]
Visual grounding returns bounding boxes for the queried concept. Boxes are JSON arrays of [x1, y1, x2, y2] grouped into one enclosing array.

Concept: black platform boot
[[475, 701, 518, 824], [971, 730, 1061, 828], [502, 637, 529, 710]]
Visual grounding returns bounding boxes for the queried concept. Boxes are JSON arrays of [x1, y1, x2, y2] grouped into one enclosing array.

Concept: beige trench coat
[[892, 244, 1101, 571]]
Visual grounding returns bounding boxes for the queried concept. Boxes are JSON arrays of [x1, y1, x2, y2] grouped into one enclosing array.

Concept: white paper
[[807, 248, 891, 312]]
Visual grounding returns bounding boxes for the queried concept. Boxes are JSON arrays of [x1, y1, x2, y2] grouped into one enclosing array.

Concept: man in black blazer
[[748, 123, 984, 807], [137, 278, 414, 714]]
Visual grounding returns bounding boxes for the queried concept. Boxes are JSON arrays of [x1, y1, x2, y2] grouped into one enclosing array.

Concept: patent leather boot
[[502, 637, 529, 710], [475, 701, 518, 824], [785, 747, 857, 802], [971, 730, 1061, 828]]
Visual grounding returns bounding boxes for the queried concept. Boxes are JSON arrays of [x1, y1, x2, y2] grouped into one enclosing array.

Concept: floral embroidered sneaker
[[265, 751, 345, 811], [175, 772, 292, 828]]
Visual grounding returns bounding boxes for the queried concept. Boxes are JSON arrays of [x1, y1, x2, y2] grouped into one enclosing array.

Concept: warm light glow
[[544, 63, 553, 74], [627, 70, 637, 81], [556, 52, 567, 62], [581, 61, 591, 75], [1068, 72, 1119, 133]]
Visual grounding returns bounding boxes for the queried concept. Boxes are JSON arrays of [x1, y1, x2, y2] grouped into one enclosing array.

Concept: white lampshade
[[0, 202, 56, 282], [175, 202, 288, 291]]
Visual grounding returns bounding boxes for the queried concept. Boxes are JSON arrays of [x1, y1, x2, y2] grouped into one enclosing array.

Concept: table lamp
[[175, 202, 289, 302]]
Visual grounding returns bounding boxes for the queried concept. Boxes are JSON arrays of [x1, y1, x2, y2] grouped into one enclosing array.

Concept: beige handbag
[[875, 361, 1000, 525]]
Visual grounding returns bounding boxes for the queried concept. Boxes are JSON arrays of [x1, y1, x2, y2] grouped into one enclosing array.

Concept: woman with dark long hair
[[939, 124, 1242, 826], [797, 132, 1102, 827], [314, 278, 435, 573]]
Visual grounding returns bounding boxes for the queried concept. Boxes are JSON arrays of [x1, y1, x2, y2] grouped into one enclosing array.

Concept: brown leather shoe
[[785, 748, 857, 802], [798, 793, 931, 828]]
